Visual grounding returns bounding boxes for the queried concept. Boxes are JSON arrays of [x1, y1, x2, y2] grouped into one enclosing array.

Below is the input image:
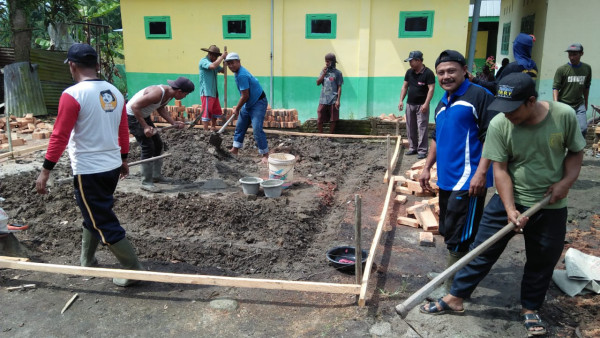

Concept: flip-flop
[[7, 223, 29, 231], [523, 313, 547, 336], [419, 298, 465, 315]]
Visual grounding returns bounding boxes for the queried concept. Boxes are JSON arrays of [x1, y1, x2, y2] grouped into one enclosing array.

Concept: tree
[[6, 0, 37, 61]]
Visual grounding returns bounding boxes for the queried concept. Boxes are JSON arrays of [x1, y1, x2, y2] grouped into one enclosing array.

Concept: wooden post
[[354, 194, 363, 284], [223, 45, 227, 114], [395, 120, 399, 136], [386, 135, 391, 177]]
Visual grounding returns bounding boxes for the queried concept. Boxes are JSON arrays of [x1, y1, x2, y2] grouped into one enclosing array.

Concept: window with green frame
[[144, 16, 171, 39], [520, 14, 534, 35], [222, 15, 251, 39], [305, 14, 337, 39], [501, 22, 511, 55], [399, 11, 434, 38]]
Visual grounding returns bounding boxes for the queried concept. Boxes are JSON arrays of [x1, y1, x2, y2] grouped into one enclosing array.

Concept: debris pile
[[0, 114, 54, 149], [378, 113, 405, 122]]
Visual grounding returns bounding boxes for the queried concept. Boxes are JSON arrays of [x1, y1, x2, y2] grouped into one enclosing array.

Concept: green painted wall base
[[126, 72, 446, 122]]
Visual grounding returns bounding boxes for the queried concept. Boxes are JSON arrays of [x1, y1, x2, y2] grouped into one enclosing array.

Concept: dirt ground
[[0, 128, 599, 337]]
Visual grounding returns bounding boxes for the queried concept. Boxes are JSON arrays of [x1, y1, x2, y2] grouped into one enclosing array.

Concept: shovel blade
[[209, 133, 223, 148]]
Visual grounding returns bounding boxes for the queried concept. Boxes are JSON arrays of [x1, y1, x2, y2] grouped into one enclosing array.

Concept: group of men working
[[398, 33, 588, 337], [3, 33, 589, 335]]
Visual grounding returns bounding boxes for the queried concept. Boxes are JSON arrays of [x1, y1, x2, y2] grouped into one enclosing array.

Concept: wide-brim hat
[[201, 45, 222, 55]]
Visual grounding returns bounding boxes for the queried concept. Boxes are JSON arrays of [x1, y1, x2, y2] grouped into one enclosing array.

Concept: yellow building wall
[[120, 0, 471, 119]]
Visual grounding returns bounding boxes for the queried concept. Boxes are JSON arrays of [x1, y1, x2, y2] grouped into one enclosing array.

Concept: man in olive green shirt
[[553, 43, 592, 137], [420, 73, 585, 337]]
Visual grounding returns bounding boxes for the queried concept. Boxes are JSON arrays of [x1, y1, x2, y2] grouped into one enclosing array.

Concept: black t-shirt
[[405, 66, 435, 105]]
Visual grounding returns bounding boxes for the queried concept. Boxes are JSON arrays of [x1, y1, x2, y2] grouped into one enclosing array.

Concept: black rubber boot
[[152, 158, 173, 183], [108, 238, 144, 287], [80, 227, 99, 267]]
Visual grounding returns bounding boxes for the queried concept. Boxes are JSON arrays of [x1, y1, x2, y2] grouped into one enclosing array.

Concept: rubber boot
[[107, 238, 144, 287], [152, 158, 173, 183], [427, 251, 467, 300], [140, 162, 162, 193], [80, 227, 99, 267]]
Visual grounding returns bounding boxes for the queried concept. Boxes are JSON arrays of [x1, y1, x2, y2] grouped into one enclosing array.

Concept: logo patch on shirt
[[99, 90, 117, 112], [549, 132, 564, 150]]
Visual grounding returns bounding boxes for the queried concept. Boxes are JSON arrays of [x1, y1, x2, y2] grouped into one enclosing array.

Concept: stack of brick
[[394, 158, 440, 245], [0, 114, 54, 149], [158, 102, 302, 129]]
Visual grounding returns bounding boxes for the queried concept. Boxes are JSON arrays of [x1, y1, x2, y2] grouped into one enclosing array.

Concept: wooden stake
[[61, 293, 78, 314], [354, 194, 363, 284]]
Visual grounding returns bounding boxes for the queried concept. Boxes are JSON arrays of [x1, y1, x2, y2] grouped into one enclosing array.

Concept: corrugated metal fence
[[0, 48, 72, 115]]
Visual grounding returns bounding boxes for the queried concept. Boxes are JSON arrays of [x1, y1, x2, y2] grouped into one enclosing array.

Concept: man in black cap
[[419, 50, 498, 296], [419, 73, 585, 337], [316, 53, 343, 133], [126, 76, 194, 192], [36, 43, 144, 287], [199, 45, 228, 131], [553, 43, 592, 138], [398, 50, 435, 159]]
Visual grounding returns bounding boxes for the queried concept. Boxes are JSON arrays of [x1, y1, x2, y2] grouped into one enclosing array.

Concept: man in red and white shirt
[[35, 43, 142, 287]]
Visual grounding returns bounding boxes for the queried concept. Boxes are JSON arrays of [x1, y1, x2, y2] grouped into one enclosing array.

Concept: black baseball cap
[[64, 43, 98, 65], [404, 51, 423, 62], [565, 43, 583, 52], [488, 73, 537, 113], [435, 50, 466, 68], [167, 77, 195, 93]]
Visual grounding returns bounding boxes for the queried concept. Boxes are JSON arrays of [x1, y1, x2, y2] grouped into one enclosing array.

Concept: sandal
[[419, 298, 465, 315], [523, 313, 547, 336]]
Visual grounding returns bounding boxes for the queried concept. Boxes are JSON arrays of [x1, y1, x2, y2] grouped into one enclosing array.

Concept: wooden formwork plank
[[383, 136, 402, 183], [0, 142, 49, 160], [358, 176, 396, 306], [0, 258, 360, 295]]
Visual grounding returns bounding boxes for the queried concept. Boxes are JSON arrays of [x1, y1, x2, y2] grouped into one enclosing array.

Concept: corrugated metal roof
[[2, 62, 47, 117], [470, 0, 501, 17], [0, 48, 72, 114]]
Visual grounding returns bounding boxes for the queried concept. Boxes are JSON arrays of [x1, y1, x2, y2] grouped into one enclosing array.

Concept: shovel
[[209, 114, 235, 148], [394, 195, 551, 318]]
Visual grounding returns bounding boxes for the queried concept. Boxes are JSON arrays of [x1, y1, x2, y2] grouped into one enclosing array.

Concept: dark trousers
[[128, 115, 164, 159], [450, 194, 566, 310], [73, 167, 125, 245], [438, 189, 486, 253]]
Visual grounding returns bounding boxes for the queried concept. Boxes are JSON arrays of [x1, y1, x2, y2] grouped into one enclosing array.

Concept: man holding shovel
[[420, 73, 585, 337], [198, 45, 228, 132], [225, 52, 269, 163], [126, 77, 194, 192], [35, 43, 143, 287]]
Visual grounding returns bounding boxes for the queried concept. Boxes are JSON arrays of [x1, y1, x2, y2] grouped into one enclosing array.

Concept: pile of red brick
[[153, 101, 301, 129], [0, 114, 53, 149]]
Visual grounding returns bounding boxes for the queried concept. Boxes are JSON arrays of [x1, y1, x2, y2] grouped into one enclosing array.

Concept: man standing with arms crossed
[[35, 43, 143, 287], [199, 45, 228, 131], [419, 50, 498, 296], [553, 43, 592, 138], [398, 51, 435, 159]]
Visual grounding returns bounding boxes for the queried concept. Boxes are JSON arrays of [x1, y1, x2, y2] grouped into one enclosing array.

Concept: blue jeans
[[450, 194, 566, 310], [575, 104, 588, 135], [233, 97, 269, 154]]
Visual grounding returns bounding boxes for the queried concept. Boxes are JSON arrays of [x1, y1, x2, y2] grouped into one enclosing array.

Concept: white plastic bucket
[[268, 153, 296, 188]]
